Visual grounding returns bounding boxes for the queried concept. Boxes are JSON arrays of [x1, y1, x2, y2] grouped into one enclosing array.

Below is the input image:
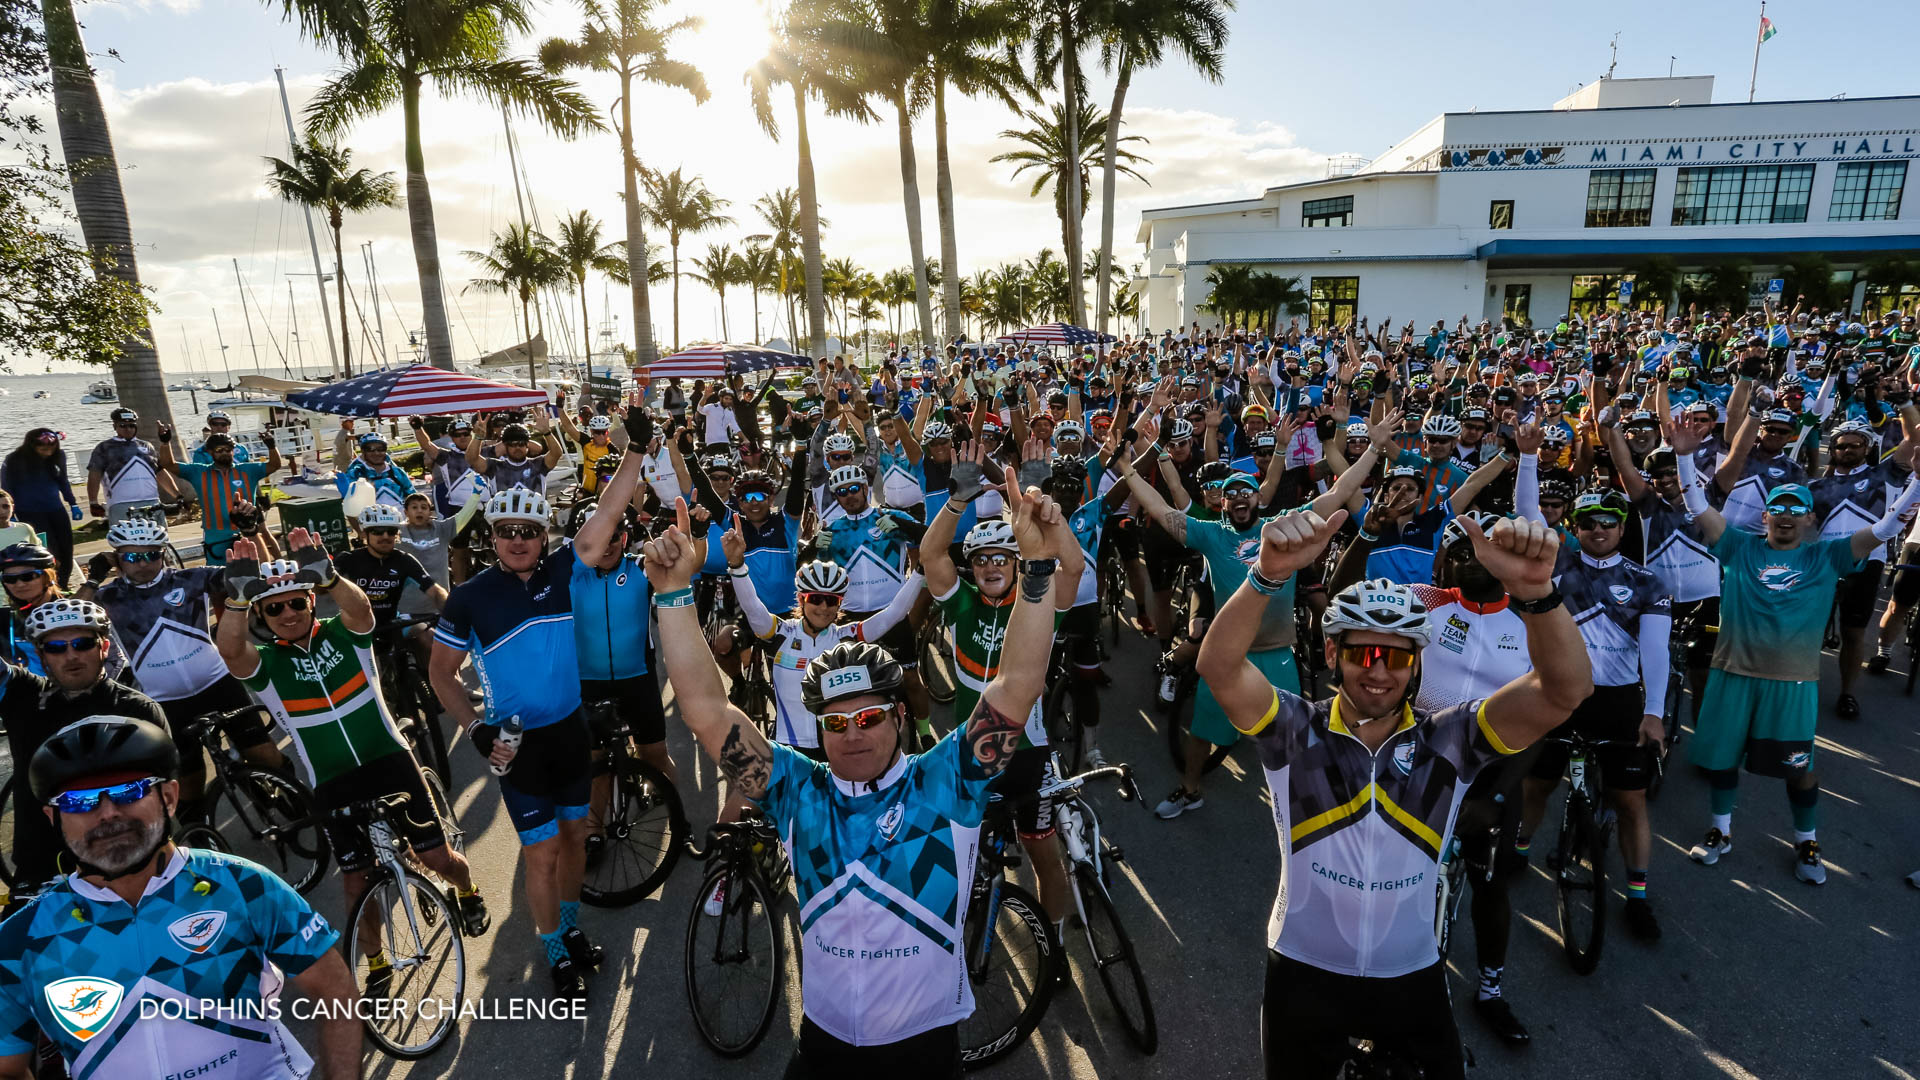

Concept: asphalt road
[[15, 617, 1917, 1079]]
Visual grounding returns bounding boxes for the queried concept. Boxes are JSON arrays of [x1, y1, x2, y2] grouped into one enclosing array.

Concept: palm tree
[[540, 0, 709, 366], [639, 166, 733, 350], [464, 223, 566, 383], [748, 0, 873, 358], [985, 262, 1028, 333], [1246, 271, 1307, 331], [823, 256, 862, 344], [993, 101, 1149, 268], [747, 187, 815, 344], [1092, 0, 1230, 333], [1201, 263, 1252, 329], [927, 0, 1032, 342], [847, 0, 937, 346], [548, 210, 627, 370], [689, 244, 742, 341], [42, 0, 172, 434], [264, 138, 399, 376], [738, 246, 780, 343], [1026, 0, 1100, 326], [880, 267, 915, 342]]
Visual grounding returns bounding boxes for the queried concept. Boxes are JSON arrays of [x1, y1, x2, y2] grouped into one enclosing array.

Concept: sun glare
[[673, 0, 774, 82]]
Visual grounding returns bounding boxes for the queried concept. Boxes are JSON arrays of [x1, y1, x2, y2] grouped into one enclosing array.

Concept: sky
[[26, 0, 1916, 373]]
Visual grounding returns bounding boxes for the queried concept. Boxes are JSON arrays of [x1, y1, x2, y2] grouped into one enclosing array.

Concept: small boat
[[32, 390, 47, 399], [79, 380, 117, 404]]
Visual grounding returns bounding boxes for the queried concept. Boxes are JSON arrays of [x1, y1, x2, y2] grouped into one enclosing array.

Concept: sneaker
[[1867, 653, 1891, 674], [1084, 747, 1108, 769], [1906, 869, 1920, 889], [562, 927, 605, 970], [550, 957, 586, 998], [449, 889, 490, 937], [703, 878, 729, 917], [1794, 840, 1827, 885], [584, 832, 607, 870], [1836, 693, 1860, 720], [1623, 898, 1662, 941], [365, 961, 392, 999], [1687, 828, 1732, 865], [1473, 996, 1530, 1045], [1156, 669, 1178, 704], [1154, 788, 1203, 820]]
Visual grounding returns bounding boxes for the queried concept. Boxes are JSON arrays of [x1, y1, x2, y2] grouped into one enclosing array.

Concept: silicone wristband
[[1248, 570, 1293, 596], [653, 587, 695, 609]]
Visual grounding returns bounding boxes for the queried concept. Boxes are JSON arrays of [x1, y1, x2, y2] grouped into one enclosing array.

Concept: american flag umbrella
[[996, 323, 1116, 347], [284, 363, 548, 417], [648, 343, 812, 380]]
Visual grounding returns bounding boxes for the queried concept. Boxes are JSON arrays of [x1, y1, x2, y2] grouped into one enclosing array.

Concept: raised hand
[[1460, 515, 1559, 601], [1007, 474, 1062, 561], [1018, 437, 1051, 490], [1514, 421, 1545, 455], [1662, 414, 1701, 456], [640, 498, 700, 594], [950, 439, 987, 503], [1258, 509, 1347, 579], [720, 513, 746, 567], [1368, 408, 1403, 451], [1365, 485, 1418, 533], [287, 529, 335, 588]]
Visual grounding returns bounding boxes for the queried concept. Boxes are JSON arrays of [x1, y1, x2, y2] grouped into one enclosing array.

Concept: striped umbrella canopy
[[649, 343, 812, 380], [284, 363, 548, 417], [995, 322, 1116, 347]]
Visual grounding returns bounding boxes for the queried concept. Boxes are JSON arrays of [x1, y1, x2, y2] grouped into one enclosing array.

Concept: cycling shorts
[[1105, 514, 1141, 563], [1670, 597, 1721, 670], [993, 743, 1058, 840], [1141, 527, 1184, 591], [314, 751, 448, 872], [159, 676, 273, 754], [581, 673, 667, 746], [1690, 669, 1817, 781], [1261, 951, 1465, 1080], [1059, 604, 1102, 671], [1527, 683, 1655, 792], [844, 608, 918, 671], [497, 712, 593, 845], [790, 1016, 959, 1080], [1837, 562, 1883, 630], [1893, 546, 1920, 607]]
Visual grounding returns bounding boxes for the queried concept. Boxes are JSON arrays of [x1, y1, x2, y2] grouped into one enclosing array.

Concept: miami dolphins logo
[[876, 802, 906, 841], [1233, 537, 1262, 565], [1392, 740, 1416, 776], [44, 976, 123, 1042], [1784, 750, 1812, 769], [1757, 565, 1804, 592], [163, 587, 186, 606], [1610, 585, 1633, 604], [168, 909, 228, 954]]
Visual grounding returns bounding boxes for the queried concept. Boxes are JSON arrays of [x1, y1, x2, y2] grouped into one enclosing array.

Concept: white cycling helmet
[[1345, 421, 1371, 441], [794, 560, 850, 596], [1421, 414, 1463, 438], [1541, 426, 1571, 446], [827, 465, 867, 491], [922, 421, 954, 443], [255, 559, 313, 603], [1439, 510, 1501, 552], [1831, 419, 1876, 444], [962, 518, 1018, 558], [485, 487, 551, 525], [1167, 419, 1195, 442], [1053, 421, 1083, 441], [587, 415, 614, 433], [823, 433, 857, 454], [24, 598, 110, 640], [106, 517, 170, 549], [206, 409, 231, 423], [357, 504, 404, 528], [1322, 579, 1431, 648]]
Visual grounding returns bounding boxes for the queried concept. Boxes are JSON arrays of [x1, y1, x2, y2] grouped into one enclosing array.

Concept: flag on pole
[[1758, 15, 1777, 42]]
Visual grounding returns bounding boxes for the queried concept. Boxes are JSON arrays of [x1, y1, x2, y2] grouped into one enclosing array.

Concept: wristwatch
[[1019, 559, 1056, 578], [1510, 589, 1563, 615]]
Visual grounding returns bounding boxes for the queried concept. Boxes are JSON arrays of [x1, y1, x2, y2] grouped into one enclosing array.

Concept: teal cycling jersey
[[0, 847, 338, 1080], [569, 547, 650, 681], [754, 730, 996, 1046], [821, 508, 912, 611]]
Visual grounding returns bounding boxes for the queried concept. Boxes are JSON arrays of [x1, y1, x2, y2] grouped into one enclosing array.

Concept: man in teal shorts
[[1118, 440, 1381, 819], [1668, 417, 1920, 884]]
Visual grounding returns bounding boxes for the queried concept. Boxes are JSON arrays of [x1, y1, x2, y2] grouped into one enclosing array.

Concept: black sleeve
[[399, 552, 434, 589], [686, 461, 728, 522], [784, 444, 811, 518]]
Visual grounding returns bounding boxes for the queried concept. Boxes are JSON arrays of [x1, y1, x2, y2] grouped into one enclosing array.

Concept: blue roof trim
[[1477, 234, 1920, 260]]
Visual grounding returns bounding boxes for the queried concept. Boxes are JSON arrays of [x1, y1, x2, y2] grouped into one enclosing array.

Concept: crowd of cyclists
[[0, 295, 1916, 1079]]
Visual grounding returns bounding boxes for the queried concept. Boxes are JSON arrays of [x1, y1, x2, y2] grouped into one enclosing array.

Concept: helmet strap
[[61, 805, 176, 884]]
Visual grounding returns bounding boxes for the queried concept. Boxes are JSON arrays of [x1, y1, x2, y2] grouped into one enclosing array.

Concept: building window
[[1303, 195, 1353, 228], [1309, 276, 1358, 326], [1670, 164, 1813, 225], [1569, 274, 1630, 320], [1584, 169, 1655, 228], [1502, 283, 1530, 323], [1489, 200, 1514, 230], [1829, 161, 1907, 221]]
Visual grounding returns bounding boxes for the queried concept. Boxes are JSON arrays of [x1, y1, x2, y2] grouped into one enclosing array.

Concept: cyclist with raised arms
[[645, 477, 1068, 1078], [1197, 511, 1593, 1080]]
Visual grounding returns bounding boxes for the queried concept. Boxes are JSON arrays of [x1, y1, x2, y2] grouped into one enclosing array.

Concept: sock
[[1477, 966, 1503, 1002], [1878, 642, 1894, 657], [1788, 782, 1819, 834], [459, 886, 480, 898], [366, 950, 389, 971], [541, 929, 568, 965], [1793, 829, 1816, 844], [1054, 917, 1068, 945], [559, 900, 580, 935], [1626, 868, 1647, 902], [1710, 813, 1732, 835], [1512, 835, 1532, 856]]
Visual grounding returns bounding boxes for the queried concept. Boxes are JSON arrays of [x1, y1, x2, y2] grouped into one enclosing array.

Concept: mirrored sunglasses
[[50, 776, 163, 815], [819, 704, 895, 734], [969, 552, 1014, 567], [119, 551, 165, 564], [1338, 643, 1417, 671], [37, 635, 100, 655], [494, 523, 545, 541], [800, 591, 842, 607], [1765, 503, 1812, 517]]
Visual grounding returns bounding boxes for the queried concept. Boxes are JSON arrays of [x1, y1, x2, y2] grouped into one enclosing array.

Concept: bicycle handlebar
[[325, 791, 413, 822], [388, 612, 441, 629]]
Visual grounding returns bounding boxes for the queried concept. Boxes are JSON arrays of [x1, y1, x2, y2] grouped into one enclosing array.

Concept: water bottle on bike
[[491, 714, 523, 777]]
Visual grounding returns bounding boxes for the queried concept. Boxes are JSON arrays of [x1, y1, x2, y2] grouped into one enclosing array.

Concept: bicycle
[[1098, 545, 1129, 648], [1046, 753, 1156, 1053], [684, 816, 789, 1057], [917, 602, 959, 706], [1433, 789, 1514, 960], [959, 786, 1063, 1069], [1041, 638, 1087, 776], [190, 707, 329, 895], [1293, 601, 1328, 701], [375, 613, 452, 787], [1546, 731, 1649, 975], [1163, 654, 1232, 776], [580, 698, 687, 907], [1889, 563, 1920, 697], [335, 792, 466, 1060]]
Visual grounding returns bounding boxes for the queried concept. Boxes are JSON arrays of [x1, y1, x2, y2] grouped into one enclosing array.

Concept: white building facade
[[1134, 76, 1919, 333]]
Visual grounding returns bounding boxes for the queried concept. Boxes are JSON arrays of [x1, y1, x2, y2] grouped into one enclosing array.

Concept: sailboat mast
[[364, 242, 389, 366], [233, 260, 263, 374], [287, 282, 304, 376], [274, 67, 341, 378], [211, 307, 235, 386]]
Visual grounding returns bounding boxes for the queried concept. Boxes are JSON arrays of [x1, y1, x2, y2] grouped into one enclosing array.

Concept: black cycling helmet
[[0, 543, 55, 571], [1195, 460, 1235, 486], [30, 715, 180, 805], [502, 423, 532, 443], [1538, 478, 1577, 503], [802, 640, 905, 712], [1045, 458, 1088, 496], [736, 470, 777, 496]]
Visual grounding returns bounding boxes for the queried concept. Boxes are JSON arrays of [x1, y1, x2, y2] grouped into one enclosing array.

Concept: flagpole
[[1748, 0, 1765, 103]]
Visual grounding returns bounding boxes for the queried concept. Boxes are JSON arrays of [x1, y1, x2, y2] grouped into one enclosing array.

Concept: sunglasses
[[741, 491, 770, 504], [1253, 448, 1274, 456], [2, 571, 43, 584], [832, 485, 865, 498], [1650, 469, 1679, 480], [38, 635, 100, 655], [1765, 503, 1813, 517], [1338, 643, 1417, 671], [1538, 500, 1568, 511], [969, 552, 1014, 567], [262, 596, 311, 617], [494, 523, 544, 541], [364, 527, 399, 538], [1575, 514, 1623, 530], [819, 704, 896, 734], [827, 453, 854, 463], [50, 776, 164, 815], [208, 419, 231, 426], [34, 432, 61, 444], [800, 591, 842, 607]]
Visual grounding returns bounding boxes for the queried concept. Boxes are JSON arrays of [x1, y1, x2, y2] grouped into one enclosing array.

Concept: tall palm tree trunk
[[750, 286, 761, 343], [331, 211, 354, 375], [579, 278, 593, 371], [1060, 6, 1086, 327], [718, 286, 728, 341], [793, 84, 827, 357], [933, 73, 962, 344], [895, 94, 934, 345], [620, 73, 659, 367], [42, 0, 173, 439], [400, 77, 456, 370], [670, 238, 681, 350], [1095, 52, 1132, 337]]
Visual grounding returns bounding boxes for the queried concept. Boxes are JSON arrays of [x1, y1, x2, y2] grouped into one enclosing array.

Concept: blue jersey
[[740, 513, 802, 614], [1363, 502, 1454, 585], [435, 546, 582, 729], [0, 848, 337, 1080], [336, 458, 413, 505], [569, 547, 650, 681], [821, 507, 913, 611]]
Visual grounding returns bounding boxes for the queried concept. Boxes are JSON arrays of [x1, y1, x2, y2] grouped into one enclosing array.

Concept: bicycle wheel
[[206, 768, 329, 894], [684, 860, 784, 1057], [582, 756, 685, 907], [960, 880, 1058, 1070], [410, 672, 453, 783], [1044, 677, 1083, 777], [419, 766, 464, 855], [176, 822, 232, 854], [919, 617, 958, 706], [1553, 792, 1608, 976], [1074, 865, 1156, 1053], [349, 867, 465, 1059]]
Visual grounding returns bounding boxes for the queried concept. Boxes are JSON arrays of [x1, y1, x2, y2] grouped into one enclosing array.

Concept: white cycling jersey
[[1409, 586, 1530, 712]]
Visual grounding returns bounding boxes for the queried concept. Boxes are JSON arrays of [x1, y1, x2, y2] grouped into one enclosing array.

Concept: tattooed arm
[[965, 475, 1074, 776]]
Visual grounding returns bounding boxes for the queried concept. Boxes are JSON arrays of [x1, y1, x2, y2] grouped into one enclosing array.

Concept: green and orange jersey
[[238, 615, 408, 786]]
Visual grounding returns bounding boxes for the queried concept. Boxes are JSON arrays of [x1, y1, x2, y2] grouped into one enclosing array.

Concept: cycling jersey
[[1361, 502, 1454, 586], [336, 458, 413, 506], [933, 580, 1056, 747], [435, 547, 582, 730], [1065, 500, 1110, 608], [737, 514, 802, 615], [0, 847, 337, 1080], [1186, 513, 1297, 651], [1242, 691, 1516, 978], [1, 608, 45, 679], [1407, 587, 1529, 712], [569, 548, 650, 682], [484, 453, 549, 493], [191, 441, 253, 465], [875, 441, 925, 510], [94, 566, 229, 702], [1554, 550, 1671, 705], [1710, 528, 1859, 683], [85, 438, 161, 507], [755, 732, 995, 1047], [734, 570, 921, 748], [1812, 459, 1912, 542], [173, 461, 271, 535], [1392, 451, 1468, 514], [239, 615, 409, 786], [821, 508, 912, 612], [1717, 451, 1807, 535], [1632, 491, 1720, 603], [578, 440, 617, 494], [332, 548, 434, 631]]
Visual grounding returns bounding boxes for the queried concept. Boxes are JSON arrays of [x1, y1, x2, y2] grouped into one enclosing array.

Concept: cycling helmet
[[1571, 489, 1630, 520], [1322, 579, 1431, 648], [1775, 375, 1804, 394], [357, 504, 404, 528], [794, 560, 850, 597], [1439, 511, 1500, 552], [1645, 445, 1678, 468], [0, 543, 55, 570], [1541, 426, 1571, 446], [827, 465, 867, 491], [1053, 421, 1083, 441], [1047, 458, 1089, 495], [1763, 408, 1798, 426], [106, 518, 170, 549], [485, 487, 552, 525], [254, 559, 313, 602], [1383, 464, 1422, 484], [1252, 432, 1278, 451], [501, 423, 532, 443], [1196, 460, 1235, 486], [202, 433, 236, 451], [1624, 410, 1658, 428], [592, 452, 623, 476], [1242, 404, 1271, 422], [802, 640, 906, 711], [1422, 415, 1463, 438], [823, 433, 857, 454], [30, 715, 180, 805], [1345, 421, 1371, 441], [736, 470, 776, 496], [962, 518, 1018, 558], [24, 599, 110, 640], [704, 454, 736, 475], [357, 431, 389, 449], [1538, 478, 1577, 502], [1167, 419, 1194, 442], [587, 415, 614, 433], [206, 409, 231, 423], [1831, 419, 1876, 445], [922, 422, 954, 443], [108, 407, 138, 424]]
